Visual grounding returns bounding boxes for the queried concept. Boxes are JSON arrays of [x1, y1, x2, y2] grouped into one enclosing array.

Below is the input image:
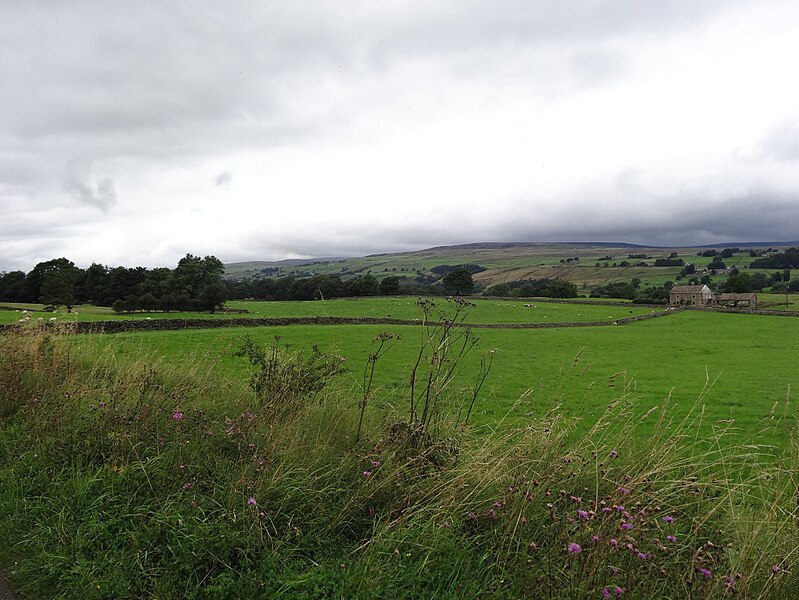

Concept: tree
[[0, 271, 27, 302], [724, 272, 752, 293], [378, 275, 401, 295], [40, 270, 77, 309], [26, 258, 80, 305], [484, 282, 509, 297], [172, 254, 224, 298], [345, 275, 378, 297], [442, 268, 474, 295], [543, 280, 578, 298], [200, 281, 229, 313]]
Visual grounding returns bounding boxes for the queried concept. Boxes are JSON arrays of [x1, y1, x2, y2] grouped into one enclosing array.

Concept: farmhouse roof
[[670, 285, 707, 294], [718, 293, 757, 301]]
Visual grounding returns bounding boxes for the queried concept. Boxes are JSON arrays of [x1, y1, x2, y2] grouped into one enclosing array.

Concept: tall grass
[[0, 324, 797, 599]]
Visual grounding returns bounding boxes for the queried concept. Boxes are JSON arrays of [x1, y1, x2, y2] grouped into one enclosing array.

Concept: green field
[[0, 297, 652, 325], [4, 295, 799, 598], [92, 304, 798, 449]]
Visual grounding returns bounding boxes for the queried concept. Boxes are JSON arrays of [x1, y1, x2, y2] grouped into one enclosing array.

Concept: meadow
[[1, 297, 798, 598], [93, 306, 798, 449], [0, 297, 649, 325]]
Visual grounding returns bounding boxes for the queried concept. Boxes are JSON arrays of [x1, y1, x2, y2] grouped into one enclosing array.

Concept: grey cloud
[[62, 159, 117, 211], [215, 171, 232, 188]]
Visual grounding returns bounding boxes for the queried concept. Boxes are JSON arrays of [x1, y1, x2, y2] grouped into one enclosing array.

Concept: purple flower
[[662, 515, 674, 523], [183, 481, 193, 489], [488, 509, 498, 520], [441, 521, 450, 528], [636, 551, 649, 560], [172, 410, 184, 421], [602, 507, 612, 513], [601, 588, 611, 599], [620, 522, 633, 530], [609, 538, 618, 547], [578, 509, 590, 521], [362, 470, 372, 477], [618, 486, 629, 496], [666, 535, 677, 543], [610, 449, 618, 458], [567, 542, 582, 554], [371, 460, 381, 467], [614, 505, 625, 512], [614, 586, 624, 597], [608, 566, 620, 575], [771, 565, 782, 574], [247, 442, 256, 450], [697, 567, 713, 579], [247, 497, 257, 506], [592, 535, 601, 544]]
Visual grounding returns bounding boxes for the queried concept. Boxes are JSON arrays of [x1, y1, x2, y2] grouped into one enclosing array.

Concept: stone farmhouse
[[669, 285, 758, 309], [669, 284, 714, 306]]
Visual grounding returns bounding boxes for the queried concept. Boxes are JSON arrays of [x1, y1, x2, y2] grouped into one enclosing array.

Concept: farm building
[[669, 284, 714, 306], [717, 293, 758, 309]]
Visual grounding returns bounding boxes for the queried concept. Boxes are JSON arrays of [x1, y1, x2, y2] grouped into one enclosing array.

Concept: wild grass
[[0, 320, 798, 598]]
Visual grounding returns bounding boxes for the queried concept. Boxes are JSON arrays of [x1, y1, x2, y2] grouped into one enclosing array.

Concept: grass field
[[0, 297, 653, 325], [91, 307, 798, 450], [3, 296, 799, 598]]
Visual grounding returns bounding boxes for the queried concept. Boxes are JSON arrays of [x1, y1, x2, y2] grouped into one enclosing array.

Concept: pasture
[[3, 296, 798, 598], [0, 297, 651, 325], [93, 302, 798, 450]]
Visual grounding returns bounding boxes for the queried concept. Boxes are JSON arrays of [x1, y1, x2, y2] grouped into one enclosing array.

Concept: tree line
[[0, 254, 229, 313]]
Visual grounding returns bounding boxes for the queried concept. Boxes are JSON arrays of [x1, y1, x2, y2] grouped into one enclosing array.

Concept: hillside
[[223, 240, 796, 293]]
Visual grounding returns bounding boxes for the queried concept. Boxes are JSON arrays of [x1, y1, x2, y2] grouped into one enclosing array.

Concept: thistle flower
[[567, 542, 582, 554], [662, 515, 674, 523], [172, 410, 184, 421], [697, 567, 713, 578], [247, 497, 257, 506]]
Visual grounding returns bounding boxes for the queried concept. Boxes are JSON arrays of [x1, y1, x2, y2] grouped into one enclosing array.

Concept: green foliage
[[378, 275, 401, 295], [442, 268, 474, 295], [1, 329, 797, 598], [234, 335, 345, 420]]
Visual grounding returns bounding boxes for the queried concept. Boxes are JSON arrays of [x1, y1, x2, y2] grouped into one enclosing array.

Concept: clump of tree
[[0, 254, 230, 314], [653, 258, 685, 267], [430, 264, 486, 276], [750, 247, 799, 269], [482, 278, 578, 298]]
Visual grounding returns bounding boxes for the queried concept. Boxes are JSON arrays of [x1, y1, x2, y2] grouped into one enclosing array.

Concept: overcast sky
[[2, 1, 799, 271]]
